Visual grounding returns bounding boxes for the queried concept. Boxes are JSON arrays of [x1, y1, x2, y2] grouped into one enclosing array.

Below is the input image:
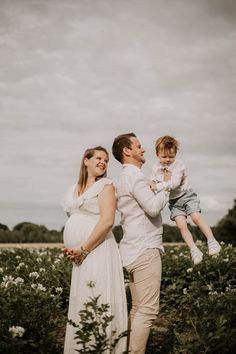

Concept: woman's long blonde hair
[[77, 146, 109, 195]]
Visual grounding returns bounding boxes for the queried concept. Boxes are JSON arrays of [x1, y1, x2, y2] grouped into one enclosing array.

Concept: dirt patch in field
[[0, 242, 185, 249], [0, 243, 64, 248]]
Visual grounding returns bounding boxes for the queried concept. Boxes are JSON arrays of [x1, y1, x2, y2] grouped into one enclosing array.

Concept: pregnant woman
[[61, 146, 127, 354]]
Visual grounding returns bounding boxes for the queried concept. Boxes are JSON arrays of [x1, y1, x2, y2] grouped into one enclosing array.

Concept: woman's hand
[[62, 246, 85, 265]]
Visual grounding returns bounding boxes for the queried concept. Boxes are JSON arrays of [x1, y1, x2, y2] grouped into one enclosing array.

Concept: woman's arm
[[83, 184, 116, 251], [64, 184, 116, 263]]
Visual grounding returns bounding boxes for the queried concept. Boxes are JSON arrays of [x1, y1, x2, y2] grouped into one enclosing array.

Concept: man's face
[[129, 137, 146, 165]]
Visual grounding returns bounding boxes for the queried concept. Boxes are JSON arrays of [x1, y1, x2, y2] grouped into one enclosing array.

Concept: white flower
[[196, 240, 203, 245], [212, 254, 220, 259], [179, 252, 184, 257], [29, 272, 39, 279], [9, 326, 25, 338], [31, 283, 46, 291], [170, 250, 174, 253], [54, 259, 60, 264], [183, 288, 188, 295], [38, 251, 47, 256], [207, 284, 213, 291], [37, 283, 46, 291], [14, 277, 24, 285], [187, 268, 193, 273], [16, 262, 26, 271], [0, 267, 3, 273], [55, 287, 63, 293], [16, 255, 21, 260], [1, 275, 15, 288], [226, 285, 232, 292], [36, 257, 42, 262], [223, 258, 229, 263], [208, 291, 218, 296], [39, 268, 45, 273], [220, 241, 225, 245], [59, 253, 64, 259]]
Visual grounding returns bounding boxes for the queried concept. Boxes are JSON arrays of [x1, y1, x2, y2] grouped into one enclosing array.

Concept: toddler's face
[[157, 148, 176, 166]]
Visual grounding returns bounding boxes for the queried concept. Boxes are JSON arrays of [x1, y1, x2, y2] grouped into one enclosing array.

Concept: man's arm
[[132, 175, 169, 218]]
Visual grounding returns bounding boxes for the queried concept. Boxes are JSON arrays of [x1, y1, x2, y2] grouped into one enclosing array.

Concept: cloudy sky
[[0, 0, 235, 230]]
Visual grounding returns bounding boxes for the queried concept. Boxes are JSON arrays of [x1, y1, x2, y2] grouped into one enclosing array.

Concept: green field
[[0, 242, 235, 354]]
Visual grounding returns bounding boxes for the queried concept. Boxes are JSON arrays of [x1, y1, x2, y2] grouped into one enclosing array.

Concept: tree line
[[0, 199, 235, 245]]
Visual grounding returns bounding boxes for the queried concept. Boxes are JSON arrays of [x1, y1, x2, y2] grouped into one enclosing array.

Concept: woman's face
[[84, 150, 109, 177]]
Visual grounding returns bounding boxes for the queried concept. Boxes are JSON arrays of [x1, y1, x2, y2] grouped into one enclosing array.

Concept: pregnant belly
[[63, 213, 98, 248]]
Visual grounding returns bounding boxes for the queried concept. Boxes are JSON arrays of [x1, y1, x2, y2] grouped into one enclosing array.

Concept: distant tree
[[215, 199, 236, 245], [13, 222, 48, 233], [163, 224, 180, 242], [11, 222, 52, 243], [0, 223, 9, 231]]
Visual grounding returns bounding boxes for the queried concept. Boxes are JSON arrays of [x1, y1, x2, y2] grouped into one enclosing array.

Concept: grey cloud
[[0, 0, 235, 229]]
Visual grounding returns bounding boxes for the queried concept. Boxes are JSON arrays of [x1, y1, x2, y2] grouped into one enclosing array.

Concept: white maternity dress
[[62, 178, 127, 354]]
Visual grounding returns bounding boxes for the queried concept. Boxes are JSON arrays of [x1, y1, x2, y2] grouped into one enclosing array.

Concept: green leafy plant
[[69, 282, 129, 354]]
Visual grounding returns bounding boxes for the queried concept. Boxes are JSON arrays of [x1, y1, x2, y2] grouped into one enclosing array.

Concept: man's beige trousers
[[125, 248, 162, 354]]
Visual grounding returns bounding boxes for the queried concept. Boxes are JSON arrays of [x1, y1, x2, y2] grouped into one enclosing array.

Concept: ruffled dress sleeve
[[60, 184, 77, 214], [85, 177, 113, 199], [61, 178, 113, 215]]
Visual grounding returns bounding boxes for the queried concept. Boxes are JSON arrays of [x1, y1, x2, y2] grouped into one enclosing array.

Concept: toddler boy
[[150, 135, 221, 264]]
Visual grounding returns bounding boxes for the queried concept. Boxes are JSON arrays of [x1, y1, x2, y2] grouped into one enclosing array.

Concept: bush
[[215, 200, 236, 245], [70, 282, 128, 353], [158, 242, 236, 354], [0, 242, 235, 353], [0, 248, 71, 353], [0, 223, 9, 231]]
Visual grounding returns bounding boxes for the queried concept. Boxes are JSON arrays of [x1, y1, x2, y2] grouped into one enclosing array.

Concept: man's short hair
[[112, 133, 136, 163]]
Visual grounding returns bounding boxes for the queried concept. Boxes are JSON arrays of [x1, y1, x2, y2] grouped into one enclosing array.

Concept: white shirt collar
[[122, 164, 141, 172]]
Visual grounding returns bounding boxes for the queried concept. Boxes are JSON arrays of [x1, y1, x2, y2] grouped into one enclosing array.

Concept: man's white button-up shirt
[[115, 164, 169, 267]]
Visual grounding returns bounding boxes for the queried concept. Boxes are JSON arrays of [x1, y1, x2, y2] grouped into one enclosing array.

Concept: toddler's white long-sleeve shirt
[[150, 159, 189, 200]]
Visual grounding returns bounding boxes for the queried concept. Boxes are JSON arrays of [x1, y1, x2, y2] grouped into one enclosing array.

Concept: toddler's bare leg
[[190, 212, 214, 239], [175, 215, 203, 264], [190, 212, 221, 255], [175, 215, 195, 248]]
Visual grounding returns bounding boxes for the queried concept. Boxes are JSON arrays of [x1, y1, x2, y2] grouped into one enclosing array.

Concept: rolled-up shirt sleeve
[[132, 174, 169, 218]]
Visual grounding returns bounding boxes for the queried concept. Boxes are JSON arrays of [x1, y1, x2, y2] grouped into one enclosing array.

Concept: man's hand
[[149, 180, 157, 190], [163, 168, 171, 182]]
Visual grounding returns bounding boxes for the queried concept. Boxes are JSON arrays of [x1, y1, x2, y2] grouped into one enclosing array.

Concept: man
[[112, 133, 170, 354]]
